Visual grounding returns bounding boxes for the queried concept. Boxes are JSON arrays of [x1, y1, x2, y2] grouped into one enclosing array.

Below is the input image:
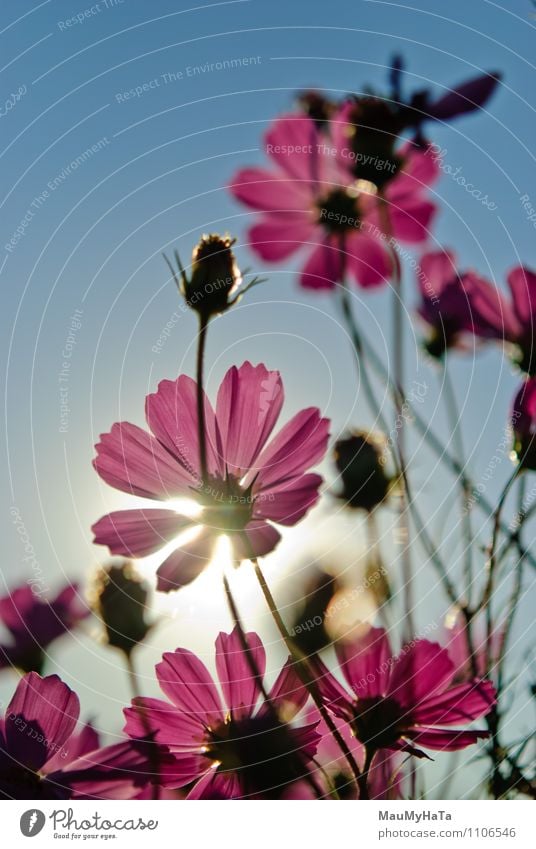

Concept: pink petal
[[229, 167, 311, 211], [254, 473, 322, 526], [156, 528, 214, 592], [5, 672, 79, 771], [419, 249, 458, 298], [265, 114, 319, 180], [231, 521, 281, 561], [388, 145, 440, 198], [216, 362, 284, 476], [311, 655, 354, 721], [261, 658, 309, 720], [146, 375, 222, 481], [507, 265, 536, 327], [124, 697, 206, 749], [92, 509, 193, 557], [156, 648, 223, 725], [299, 238, 342, 290], [215, 628, 266, 719], [406, 727, 489, 752], [44, 722, 100, 773], [389, 196, 437, 243], [336, 626, 392, 699], [346, 231, 392, 288], [0, 585, 36, 631], [249, 213, 315, 261], [188, 767, 242, 799], [464, 271, 520, 340], [251, 408, 330, 490], [412, 680, 496, 726], [93, 422, 192, 500], [387, 641, 454, 708]]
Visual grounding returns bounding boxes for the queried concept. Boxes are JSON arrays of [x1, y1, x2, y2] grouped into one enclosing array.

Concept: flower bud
[[167, 234, 242, 320], [89, 560, 152, 657], [334, 431, 392, 511]]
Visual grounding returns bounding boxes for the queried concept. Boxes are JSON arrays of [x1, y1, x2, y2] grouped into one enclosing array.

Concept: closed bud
[[334, 430, 392, 512], [167, 234, 243, 321], [89, 560, 151, 657]]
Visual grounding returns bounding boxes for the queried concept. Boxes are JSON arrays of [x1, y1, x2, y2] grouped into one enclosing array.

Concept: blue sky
[[1, 0, 535, 795]]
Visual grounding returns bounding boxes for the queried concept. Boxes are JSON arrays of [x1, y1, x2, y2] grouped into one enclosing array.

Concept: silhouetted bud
[[290, 569, 337, 655], [334, 431, 392, 512], [166, 234, 254, 321], [89, 560, 151, 657], [297, 90, 336, 128]]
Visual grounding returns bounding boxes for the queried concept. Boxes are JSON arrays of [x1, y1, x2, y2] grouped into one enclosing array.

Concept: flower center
[[351, 696, 406, 750], [205, 714, 307, 797], [316, 187, 362, 233], [196, 474, 254, 532]]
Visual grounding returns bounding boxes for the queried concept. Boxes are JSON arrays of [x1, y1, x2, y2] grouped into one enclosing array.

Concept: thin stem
[[196, 314, 209, 485], [378, 195, 413, 639], [250, 552, 361, 784], [125, 651, 160, 800], [441, 362, 474, 603], [356, 748, 374, 800]]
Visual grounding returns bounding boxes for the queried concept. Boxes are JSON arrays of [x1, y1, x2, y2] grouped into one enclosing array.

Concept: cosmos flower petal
[[156, 648, 224, 724], [43, 722, 100, 774], [93, 422, 194, 500], [387, 196, 437, 243], [387, 641, 454, 708], [215, 628, 266, 719], [261, 658, 310, 720], [249, 213, 315, 261], [124, 697, 206, 748], [412, 680, 496, 726], [252, 408, 330, 490], [156, 529, 215, 593], [387, 145, 440, 198], [299, 238, 341, 290], [419, 249, 458, 299], [231, 521, 282, 561], [264, 114, 319, 180], [346, 232, 392, 288], [0, 586, 36, 632], [229, 167, 311, 211], [405, 727, 489, 752], [335, 626, 392, 699], [216, 362, 284, 476], [92, 509, 194, 557], [507, 265, 536, 327], [145, 375, 222, 480], [254, 473, 322, 526], [428, 72, 501, 121], [5, 673, 80, 772], [187, 767, 242, 799]]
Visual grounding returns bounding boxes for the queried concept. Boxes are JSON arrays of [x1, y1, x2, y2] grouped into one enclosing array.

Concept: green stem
[[196, 314, 209, 485]]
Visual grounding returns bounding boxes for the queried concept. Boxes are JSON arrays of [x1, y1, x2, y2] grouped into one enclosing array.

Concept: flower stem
[[196, 314, 209, 485], [124, 651, 160, 800], [357, 748, 374, 800], [249, 552, 361, 785]]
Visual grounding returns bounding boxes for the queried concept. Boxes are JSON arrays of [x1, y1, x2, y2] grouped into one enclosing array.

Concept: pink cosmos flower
[[458, 265, 536, 373], [511, 377, 536, 470], [304, 707, 403, 799], [229, 114, 438, 291], [0, 672, 175, 799], [92, 361, 329, 592], [314, 625, 495, 759], [124, 627, 320, 799], [0, 583, 89, 674]]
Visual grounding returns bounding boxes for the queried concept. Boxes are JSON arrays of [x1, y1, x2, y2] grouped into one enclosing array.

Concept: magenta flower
[[229, 114, 437, 291], [511, 377, 536, 470], [416, 249, 496, 358], [124, 627, 320, 799], [0, 583, 89, 674], [463, 265, 536, 374], [0, 672, 173, 799], [92, 361, 329, 592], [314, 626, 495, 759]]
